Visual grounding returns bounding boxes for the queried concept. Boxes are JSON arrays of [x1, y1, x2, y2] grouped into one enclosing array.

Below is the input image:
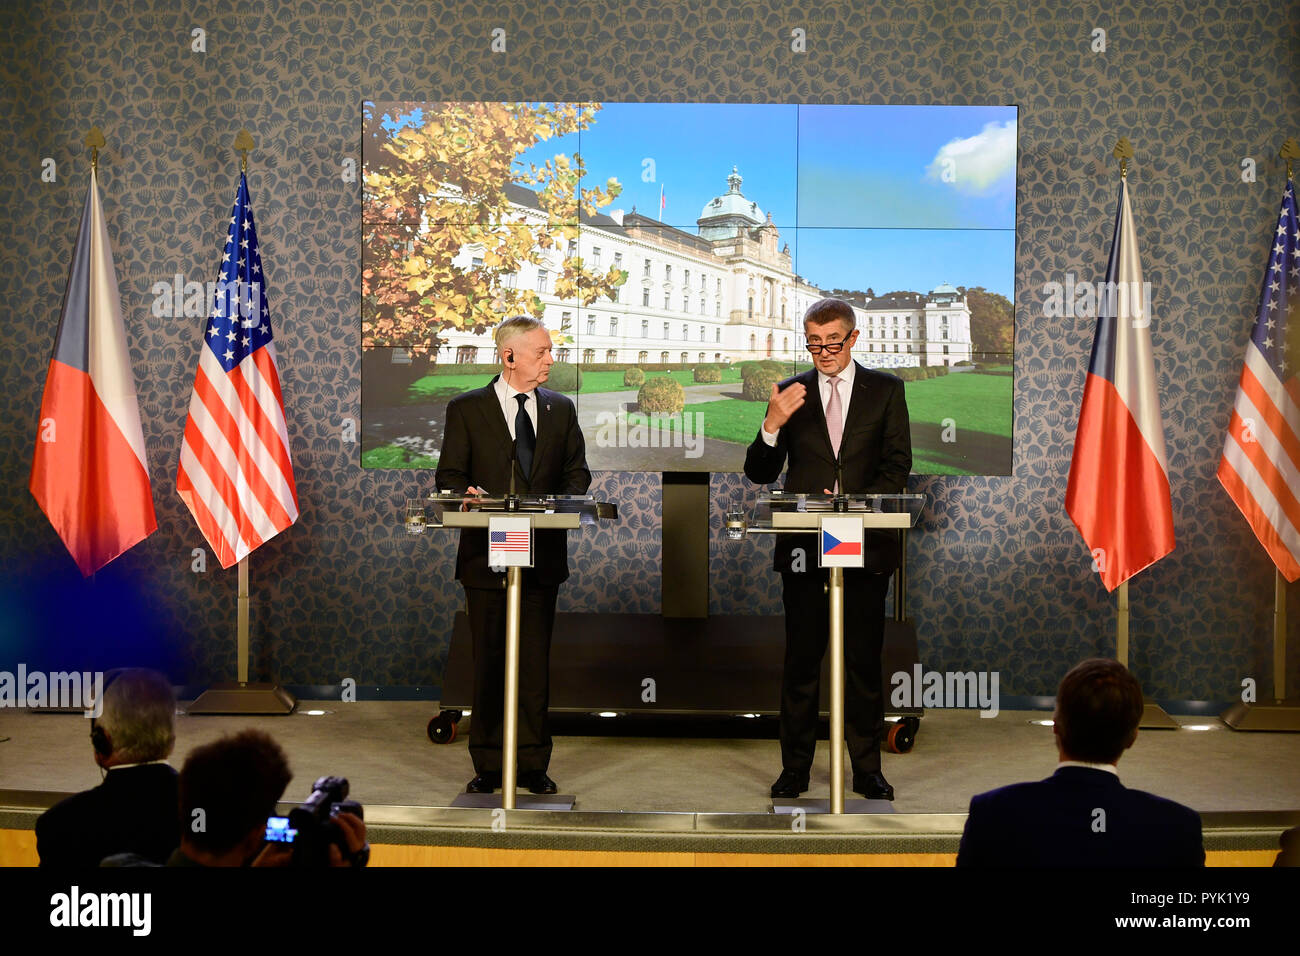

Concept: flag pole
[[1274, 569, 1286, 702], [187, 129, 294, 716], [1116, 581, 1128, 668], [1109, 138, 1178, 729], [237, 556, 249, 683]]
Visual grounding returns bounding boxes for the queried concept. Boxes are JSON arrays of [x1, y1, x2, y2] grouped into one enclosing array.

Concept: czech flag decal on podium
[[819, 516, 864, 568]]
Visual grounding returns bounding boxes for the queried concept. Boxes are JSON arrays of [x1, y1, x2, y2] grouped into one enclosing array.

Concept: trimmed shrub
[[623, 367, 646, 387], [638, 376, 685, 414], [742, 367, 787, 401], [692, 366, 722, 383], [544, 362, 582, 392], [738, 359, 787, 382]]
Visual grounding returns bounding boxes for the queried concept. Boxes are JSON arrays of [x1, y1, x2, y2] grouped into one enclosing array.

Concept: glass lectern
[[419, 492, 618, 809], [728, 492, 926, 814]]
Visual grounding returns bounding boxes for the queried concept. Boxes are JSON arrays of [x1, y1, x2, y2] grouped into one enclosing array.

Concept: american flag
[[177, 173, 299, 569], [489, 530, 530, 552], [1217, 175, 1300, 580]]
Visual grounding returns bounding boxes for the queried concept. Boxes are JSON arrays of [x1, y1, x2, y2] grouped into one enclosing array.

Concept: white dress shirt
[[494, 373, 538, 440], [760, 360, 855, 447]]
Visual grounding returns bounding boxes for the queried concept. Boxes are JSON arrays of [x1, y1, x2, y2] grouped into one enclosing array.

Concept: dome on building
[[932, 281, 959, 295], [697, 167, 765, 240]]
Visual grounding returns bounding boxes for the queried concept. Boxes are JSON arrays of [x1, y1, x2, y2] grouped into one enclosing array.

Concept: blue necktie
[[514, 393, 535, 480]]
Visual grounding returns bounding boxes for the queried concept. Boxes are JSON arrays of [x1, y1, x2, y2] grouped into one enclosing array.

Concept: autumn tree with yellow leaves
[[362, 101, 626, 351]]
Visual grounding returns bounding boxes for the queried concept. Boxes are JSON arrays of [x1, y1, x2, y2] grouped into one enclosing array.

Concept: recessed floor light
[[300, 709, 333, 716], [1028, 719, 1055, 727]]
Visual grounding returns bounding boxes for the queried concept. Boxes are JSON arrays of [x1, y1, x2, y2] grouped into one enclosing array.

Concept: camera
[[265, 775, 366, 867]]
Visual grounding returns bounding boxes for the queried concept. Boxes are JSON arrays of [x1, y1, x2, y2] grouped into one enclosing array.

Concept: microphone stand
[[506, 433, 521, 512], [833, 452, 848, 513]]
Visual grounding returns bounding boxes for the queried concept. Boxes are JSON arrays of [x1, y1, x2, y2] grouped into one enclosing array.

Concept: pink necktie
[[826, 375, 843, 456], [826, 375, 842, 492]]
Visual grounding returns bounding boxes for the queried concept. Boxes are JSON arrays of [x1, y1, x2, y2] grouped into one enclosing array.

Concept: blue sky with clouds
[[373, 102, 1017, 299]]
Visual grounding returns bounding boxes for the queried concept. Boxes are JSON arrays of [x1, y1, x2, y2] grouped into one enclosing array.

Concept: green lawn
[[627, 399, 765, 446], [362, 444, 438, 468], [623, 371, 1012, 448], [903, 370, 1012, 438], [575, 368, 743, 394], [407, 373, 496, 401], [406, 367, 744, 402]]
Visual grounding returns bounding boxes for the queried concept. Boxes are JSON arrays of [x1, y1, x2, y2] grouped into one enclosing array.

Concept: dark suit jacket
[[35, 763, 179, 867], [435, 377, 591, 588], [743, 361, 912, 572], [956, 766, 1205, 867]]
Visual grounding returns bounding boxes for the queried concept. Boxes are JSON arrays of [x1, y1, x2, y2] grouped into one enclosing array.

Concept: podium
[[418, 492, 618, 809], [728, 492, 926, 814]]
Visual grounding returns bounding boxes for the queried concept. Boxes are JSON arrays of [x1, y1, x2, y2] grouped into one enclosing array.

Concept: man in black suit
[[435, 315, 591, 795], [36, 668, 180, 866], [956, 659, 1205, 867], [744, 297, 912, 801]]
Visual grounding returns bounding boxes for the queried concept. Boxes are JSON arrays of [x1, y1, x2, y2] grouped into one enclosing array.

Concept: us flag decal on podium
[[488, 516, 532, 567], [177, 173, 299, 569]]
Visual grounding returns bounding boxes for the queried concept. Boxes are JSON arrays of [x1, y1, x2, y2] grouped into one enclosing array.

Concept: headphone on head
[[88, 669, 124, 760], [90, 720, 112, 758]]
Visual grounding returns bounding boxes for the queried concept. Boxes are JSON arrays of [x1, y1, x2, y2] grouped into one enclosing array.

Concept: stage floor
[[1, 701, 1296, 815]]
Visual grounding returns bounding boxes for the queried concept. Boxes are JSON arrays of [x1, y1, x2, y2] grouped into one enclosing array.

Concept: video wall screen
[[362, 102, 1016, 474]]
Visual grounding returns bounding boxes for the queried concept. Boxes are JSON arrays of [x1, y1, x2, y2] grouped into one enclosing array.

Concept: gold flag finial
[[233, 128, 255, 173], [85, 125, 106, 171], [1112, 137, 1134, 179], [1281, 137, 1299, 179]]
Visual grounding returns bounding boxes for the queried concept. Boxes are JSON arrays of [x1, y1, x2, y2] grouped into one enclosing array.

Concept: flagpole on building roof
[[1223, 137, 1300, 732], [187, 129, 296, 717]]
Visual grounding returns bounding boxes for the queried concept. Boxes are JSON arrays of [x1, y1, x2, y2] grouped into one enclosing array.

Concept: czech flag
[[30, 168, 157, 576], [1065, 178, 1175, 591], [822, 529, 861, 556]]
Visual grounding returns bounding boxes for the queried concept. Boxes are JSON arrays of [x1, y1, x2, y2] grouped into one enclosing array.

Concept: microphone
[[508, 448, 520, 510], [507, 412, 520, 512], [833, 451, 847, 513]]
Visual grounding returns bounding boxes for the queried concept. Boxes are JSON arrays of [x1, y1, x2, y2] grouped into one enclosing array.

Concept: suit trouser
[[779, 568, 890, 775], [464, 583, 559, 775]]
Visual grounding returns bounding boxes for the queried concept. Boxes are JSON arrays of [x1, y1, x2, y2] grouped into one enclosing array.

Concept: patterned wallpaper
[[1, 0, 1297, 700]]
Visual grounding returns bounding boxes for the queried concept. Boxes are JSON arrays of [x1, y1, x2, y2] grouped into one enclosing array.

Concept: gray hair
[[494, 314, 545, 351], [98, 669, 176, 763], [803, 297, 857, 332]]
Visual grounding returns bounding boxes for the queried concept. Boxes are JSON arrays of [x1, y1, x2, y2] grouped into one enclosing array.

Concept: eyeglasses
[[806, 341, 847, 355]]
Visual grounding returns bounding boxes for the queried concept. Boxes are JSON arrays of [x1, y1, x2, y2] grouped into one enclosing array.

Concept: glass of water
[[405, 499, 426, 534]]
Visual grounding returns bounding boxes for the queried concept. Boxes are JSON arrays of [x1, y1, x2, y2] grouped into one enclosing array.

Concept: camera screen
[[265, 816, 298, 843]]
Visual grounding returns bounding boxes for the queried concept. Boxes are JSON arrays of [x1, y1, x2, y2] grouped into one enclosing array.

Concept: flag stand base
[[1220, 700, 1300, 732], [186, 682, 296, 716], [1138, 698, 1179, 729]]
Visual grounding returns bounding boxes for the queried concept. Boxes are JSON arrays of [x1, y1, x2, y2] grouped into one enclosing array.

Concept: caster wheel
[[427, 711, 459, 744], [886, 717, 918, 754]]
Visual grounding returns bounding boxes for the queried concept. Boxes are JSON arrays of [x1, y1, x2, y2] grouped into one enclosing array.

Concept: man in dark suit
[[435, 315, 591, 795], [956, 659, 1205, 867], [36, 668, 180, 866], [744, 297, 912, 801]]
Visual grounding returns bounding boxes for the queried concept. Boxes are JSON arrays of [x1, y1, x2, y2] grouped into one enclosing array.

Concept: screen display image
[[362, 102, 1015, 475]]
